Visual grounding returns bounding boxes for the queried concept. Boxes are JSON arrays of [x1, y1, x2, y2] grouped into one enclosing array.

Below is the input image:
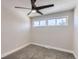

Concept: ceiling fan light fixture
[[32, 10, 36, 13]]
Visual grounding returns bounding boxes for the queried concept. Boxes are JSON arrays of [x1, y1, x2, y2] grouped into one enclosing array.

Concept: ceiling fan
[[15, 0, 54, 15]]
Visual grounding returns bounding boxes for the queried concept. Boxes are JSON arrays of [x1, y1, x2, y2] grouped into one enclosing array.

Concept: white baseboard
[[72, 52, 78, 59], [2, 42, 77, 59], [32, 42, 78, 59], [1, 43, 31, 58], [31, 42, 73, 54]]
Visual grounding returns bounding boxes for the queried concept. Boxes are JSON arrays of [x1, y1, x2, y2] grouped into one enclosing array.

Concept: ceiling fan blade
[[31, 0, 36, 4], [36, 4, 54, 10], [27, 11, 32, 15], [15, 6, 31, 9], [36, 10, 43, 15], [31, 0, 36, 9]]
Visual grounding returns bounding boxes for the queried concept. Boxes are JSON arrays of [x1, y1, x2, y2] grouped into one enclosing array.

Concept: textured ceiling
[[2, 0, 77, 17]]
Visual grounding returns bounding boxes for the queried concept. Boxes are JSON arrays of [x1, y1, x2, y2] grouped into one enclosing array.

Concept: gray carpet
[[2, 44, 75, 59]]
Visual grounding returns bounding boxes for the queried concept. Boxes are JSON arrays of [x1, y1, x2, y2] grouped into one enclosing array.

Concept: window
[[33, 17, 68, 27], [56, 18, 68, 25], [48, 17, 68, 26], [61, 18, 68, 25], [33, 21, 40, 27], [48, 19, 56, 26], [40, 20, 46, 26], [56, 18, 63, 25], [33, 20, 46, 27]]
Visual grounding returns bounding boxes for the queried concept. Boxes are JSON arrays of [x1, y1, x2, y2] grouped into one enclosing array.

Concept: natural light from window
[[32, 17, 68, 27], [40, 20, 46, 26]]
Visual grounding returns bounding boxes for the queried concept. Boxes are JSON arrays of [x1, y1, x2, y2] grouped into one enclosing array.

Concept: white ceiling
[[2, 0, 77, 17]]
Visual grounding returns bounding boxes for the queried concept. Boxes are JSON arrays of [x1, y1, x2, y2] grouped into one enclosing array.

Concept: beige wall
[[1, 6, 31, 56], [74, 6, 78, 58], [31, 10, 74, 51]]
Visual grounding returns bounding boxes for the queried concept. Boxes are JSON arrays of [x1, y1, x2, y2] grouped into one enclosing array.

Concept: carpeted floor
[[2, 44, 75, 59]]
